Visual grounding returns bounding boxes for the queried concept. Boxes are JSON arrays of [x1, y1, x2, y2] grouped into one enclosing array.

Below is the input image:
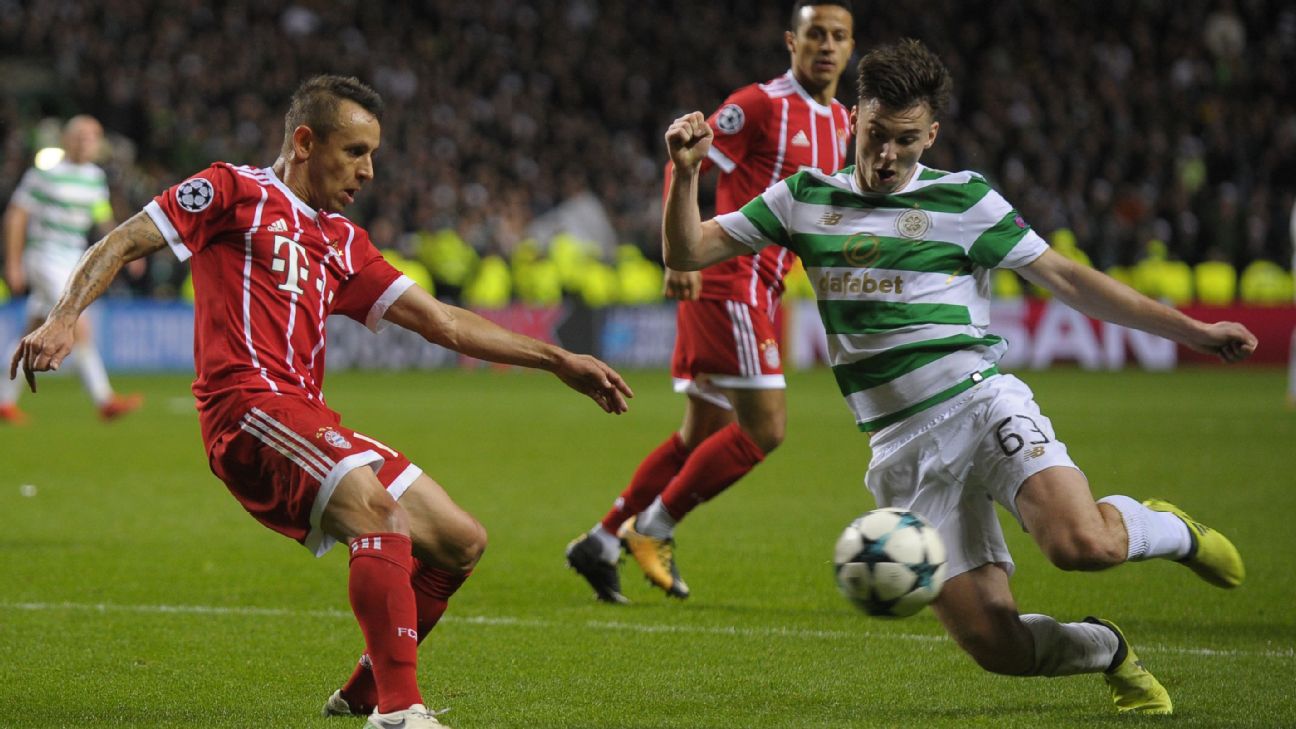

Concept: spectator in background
[[1, 115, 142, 424]]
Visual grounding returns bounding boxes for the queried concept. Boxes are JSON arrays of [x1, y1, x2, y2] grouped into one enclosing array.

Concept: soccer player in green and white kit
[[1, 116, 142, 423], [661, 39, 1257, 715]]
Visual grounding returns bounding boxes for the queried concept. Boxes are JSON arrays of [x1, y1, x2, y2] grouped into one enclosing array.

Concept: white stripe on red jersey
[[144, 163, 411, 411], [686, 71, 852, 310]]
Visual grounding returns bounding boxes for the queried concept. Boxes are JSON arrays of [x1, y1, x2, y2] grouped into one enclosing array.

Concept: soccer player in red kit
[[10, 75, 632, 729], [565, 0, 855, 603]]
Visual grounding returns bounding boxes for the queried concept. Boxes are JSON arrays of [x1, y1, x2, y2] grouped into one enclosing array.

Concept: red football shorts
[[202, 393, 423, 557], [671, 298, 786, 409]]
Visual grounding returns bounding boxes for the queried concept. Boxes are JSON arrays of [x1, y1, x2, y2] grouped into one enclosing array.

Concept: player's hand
[[8, 316, 76, 393], [663, 268, 702, 301], [665, 112, 713, 174], [1188, 321, 1258, 363], [553, 352, 634, 414]]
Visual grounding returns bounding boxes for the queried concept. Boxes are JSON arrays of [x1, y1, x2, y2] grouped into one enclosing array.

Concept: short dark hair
[[855, 39, 953, 118], [789, 0, 853, 32], [283, 75, 384, 144]]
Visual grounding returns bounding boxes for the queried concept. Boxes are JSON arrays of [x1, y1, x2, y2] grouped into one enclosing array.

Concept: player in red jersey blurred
[[565, 0, 855, 603], [11, 75, 632, 729]]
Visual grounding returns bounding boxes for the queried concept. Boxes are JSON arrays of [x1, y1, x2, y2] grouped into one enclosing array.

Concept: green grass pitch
[[1, 366, 1293, 727]]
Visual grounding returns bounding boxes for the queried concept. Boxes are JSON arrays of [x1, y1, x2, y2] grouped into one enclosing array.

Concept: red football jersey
[[669, 71, 852, 310], [144, 163, 410, 411]]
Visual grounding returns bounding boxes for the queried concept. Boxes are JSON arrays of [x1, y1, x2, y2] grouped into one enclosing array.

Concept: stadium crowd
[[1, 0, 1293, 301]]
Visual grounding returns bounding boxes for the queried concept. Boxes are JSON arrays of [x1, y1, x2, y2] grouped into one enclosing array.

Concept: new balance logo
[[818, 211, 842, 226], [790, 130, 810, 147], [267, 218, 288, 233]]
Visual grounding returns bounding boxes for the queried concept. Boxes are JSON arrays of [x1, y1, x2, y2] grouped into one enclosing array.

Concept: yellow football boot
[[1085, 617, 1173, 715], [1143, 498, 1245, 588], [617, 516, 690, 599]]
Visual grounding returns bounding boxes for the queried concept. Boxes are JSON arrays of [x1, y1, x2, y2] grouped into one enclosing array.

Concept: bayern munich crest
[[175, 177, 214, 213], [715, 103, 745, 134], [895, 208, 931, 239], [760, 339, 780, 369], [319, 427, 352, 449]]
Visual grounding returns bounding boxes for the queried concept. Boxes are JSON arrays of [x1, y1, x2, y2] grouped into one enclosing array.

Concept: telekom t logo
[[271, 234, 310, 294]]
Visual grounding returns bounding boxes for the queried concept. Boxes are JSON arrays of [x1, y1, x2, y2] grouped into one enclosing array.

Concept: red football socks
[[659, 422, 765, 520], [347, 533, 422, 713], [600, 433, 691, 533], [341, 556, 472, 713]]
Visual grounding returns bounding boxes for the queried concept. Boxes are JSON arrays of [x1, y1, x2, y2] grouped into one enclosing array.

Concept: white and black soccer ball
[[833, 508, 947, 618], [175, 177, 214, 213]]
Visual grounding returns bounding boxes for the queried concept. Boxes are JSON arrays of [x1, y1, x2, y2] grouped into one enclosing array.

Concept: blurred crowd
[[1, 0, 1293, 304]]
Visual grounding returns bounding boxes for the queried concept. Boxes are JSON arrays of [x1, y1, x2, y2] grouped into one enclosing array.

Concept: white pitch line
[[3, 601, 1292, 660]]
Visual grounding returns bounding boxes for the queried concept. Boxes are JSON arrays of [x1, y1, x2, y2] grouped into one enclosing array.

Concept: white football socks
[[1021, 613, 1119, 676], [635, 497, 677, 539], [1099, 495, 1192, 561], [73, 343, 113, 406], [587, 524, 621, 563]]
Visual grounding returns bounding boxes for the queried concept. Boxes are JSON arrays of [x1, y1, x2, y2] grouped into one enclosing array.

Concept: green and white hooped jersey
[[11, 161, 112, 265], [716, 163, 1047, 432]]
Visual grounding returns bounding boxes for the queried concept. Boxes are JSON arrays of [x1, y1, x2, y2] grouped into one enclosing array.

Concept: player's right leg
[[321, 467, 426, 718], [0, 318, 41, 424], [931, 564, 1171, 714], [324, 445, 482, 720]]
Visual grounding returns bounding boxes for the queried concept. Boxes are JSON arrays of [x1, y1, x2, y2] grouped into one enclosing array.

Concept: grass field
[[1, 366, 1293, 728]]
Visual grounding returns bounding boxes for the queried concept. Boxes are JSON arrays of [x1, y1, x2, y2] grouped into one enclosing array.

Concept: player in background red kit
[[565, 0, 855, 603], [10, 75, 632, 729]]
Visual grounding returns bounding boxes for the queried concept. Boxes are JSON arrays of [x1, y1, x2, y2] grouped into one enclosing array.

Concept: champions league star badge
[[715, 104, 745, 134], [175, 178, 215, 213], [317, 427, 352, 449]]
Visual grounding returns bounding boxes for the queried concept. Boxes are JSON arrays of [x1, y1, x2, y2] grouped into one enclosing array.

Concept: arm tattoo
[[49, 212, 169, 320]]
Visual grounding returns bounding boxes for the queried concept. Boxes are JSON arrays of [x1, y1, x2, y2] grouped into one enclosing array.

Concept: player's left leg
[[622, 386, 783, 599], [329, 473, 485, 717], [635, 386, 783, 535], [1016, 466, 1244, 587], [67, 314, 141, 421]]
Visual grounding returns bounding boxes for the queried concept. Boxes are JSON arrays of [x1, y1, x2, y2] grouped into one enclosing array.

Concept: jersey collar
[[849, 163, 928, 196], [784, 70, 835, 117], [266, 166, 320, 222]]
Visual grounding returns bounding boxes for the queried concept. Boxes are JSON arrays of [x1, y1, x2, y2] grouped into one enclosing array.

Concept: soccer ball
[[833, 508, 947, 618]]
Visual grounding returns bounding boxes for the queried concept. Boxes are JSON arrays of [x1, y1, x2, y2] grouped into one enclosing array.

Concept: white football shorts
[[22, 248, 79, 320], [863, 374, 1080, 580]]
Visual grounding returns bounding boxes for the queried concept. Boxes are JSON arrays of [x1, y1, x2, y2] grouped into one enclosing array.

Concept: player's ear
[[926, 121, 940, 149], [291, 125, 314, 161], [785, 29, 796, 54]]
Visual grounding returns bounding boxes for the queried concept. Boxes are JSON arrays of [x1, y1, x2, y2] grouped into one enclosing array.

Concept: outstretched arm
[[662, 112, 749, 271], [9, 212, 168, 390], [383, 285, 633, 413], [1019, 248, 1257, 362]]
